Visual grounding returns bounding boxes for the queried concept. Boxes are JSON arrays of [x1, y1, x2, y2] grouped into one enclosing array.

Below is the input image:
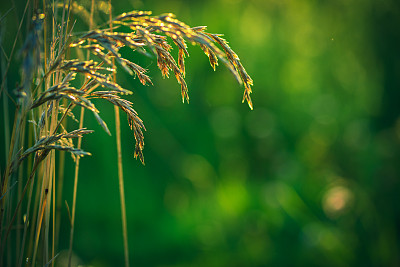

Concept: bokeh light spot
[[217, 179, 248, 217], [322, 185, 354, 219]]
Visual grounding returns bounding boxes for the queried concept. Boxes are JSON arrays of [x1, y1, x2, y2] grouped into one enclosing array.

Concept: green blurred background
[[2, 0, 400, 266]]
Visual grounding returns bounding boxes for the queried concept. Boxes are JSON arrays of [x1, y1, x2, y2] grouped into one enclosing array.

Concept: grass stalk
[[1, 39, 10, 174], [67, 0, 95, 265], [67, 107, 84, 267], [108, 1, 131, 266], [15, 120, 27, 262], [17, 144, 36, 267], [26, 165, 43, 264], [52, 146, 56, 267], [0, 20, 11, 267], [115, 106, 130, 267], [0, 108, 21, 262], [32, 187, 47, 267], [55, 109, 66, 252]]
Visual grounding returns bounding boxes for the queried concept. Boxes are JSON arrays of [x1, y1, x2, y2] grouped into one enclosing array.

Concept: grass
[[0, 1, 253, 266]]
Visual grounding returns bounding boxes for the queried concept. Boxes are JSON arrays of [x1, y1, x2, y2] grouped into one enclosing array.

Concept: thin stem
[[55, 102, 67, 255], [17, 125, 35, 267], [67, 0, 96, 263], [0, 108, 22, 259], [67, 107, 84, 267], [0, 22, 11, 266], [0, 8, 14, 23], [32, 187, 48, 267], [115, 106, 130, 267], [15, 120, 27, 262], [67, 0, 95, 263], [38, 0, 54, 259], [109, 1, 130, 266], [42, 0, 47, 76], [52, 139, 56, 267], [26, 163, 42, 264], [1, 35, 10, 172]]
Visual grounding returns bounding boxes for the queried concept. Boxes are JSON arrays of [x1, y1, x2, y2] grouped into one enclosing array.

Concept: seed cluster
[[24, 10, 254, 165]]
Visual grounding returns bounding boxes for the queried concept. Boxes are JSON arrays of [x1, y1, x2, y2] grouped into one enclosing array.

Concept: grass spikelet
[[203, 32, 254, 109], [12, 129, 93, 174], [199, 44, 218, 71], [121, 58, 153, 85], [89, 90, 145, 163]]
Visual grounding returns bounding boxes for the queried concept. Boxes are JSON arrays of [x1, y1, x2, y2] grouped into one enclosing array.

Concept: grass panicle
[[0, 3, 253, 266]]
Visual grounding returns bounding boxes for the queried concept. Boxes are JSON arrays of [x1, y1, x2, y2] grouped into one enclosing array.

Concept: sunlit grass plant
[[0, 1, 253, 266]]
